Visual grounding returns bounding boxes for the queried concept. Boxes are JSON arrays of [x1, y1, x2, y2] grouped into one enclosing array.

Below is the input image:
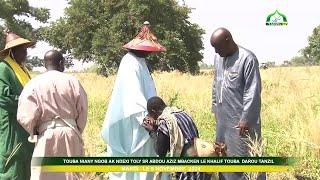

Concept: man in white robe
[[101, 21, 167, 180]]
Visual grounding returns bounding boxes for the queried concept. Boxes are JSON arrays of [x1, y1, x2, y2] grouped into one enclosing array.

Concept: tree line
[[0, 0, 319, 74]]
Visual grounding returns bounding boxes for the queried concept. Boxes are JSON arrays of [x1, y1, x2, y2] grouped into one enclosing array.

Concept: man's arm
[[212, 60, 218, 115], [142, 118, 170, 157], [240, 56, 262, 125], [17, 82, 41, 135], [149, 130, 170, 157], [75, 80, 88, 134], [0, 66, 20, 112]]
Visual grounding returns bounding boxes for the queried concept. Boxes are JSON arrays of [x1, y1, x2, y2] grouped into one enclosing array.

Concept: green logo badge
[[266, 10, 288, 26]]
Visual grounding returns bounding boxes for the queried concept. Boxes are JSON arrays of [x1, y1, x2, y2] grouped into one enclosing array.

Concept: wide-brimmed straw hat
[[0, 33, 36, 57], [123, 21, 166, 52]]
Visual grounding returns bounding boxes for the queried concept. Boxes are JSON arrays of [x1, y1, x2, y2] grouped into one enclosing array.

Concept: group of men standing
[[0, 21, 265, 180], [101, 22, 265, 180], [0, 33, 87, 180]]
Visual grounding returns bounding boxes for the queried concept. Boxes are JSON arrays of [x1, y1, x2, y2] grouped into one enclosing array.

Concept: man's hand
[[235, 121, 249, 136], [142, 116, 157, 132], [214, 142, 227, 157]]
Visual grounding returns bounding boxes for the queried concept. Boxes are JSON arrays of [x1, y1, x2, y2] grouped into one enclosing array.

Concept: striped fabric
[[173, 111, 199, 144], [158, 110, 210, 180]]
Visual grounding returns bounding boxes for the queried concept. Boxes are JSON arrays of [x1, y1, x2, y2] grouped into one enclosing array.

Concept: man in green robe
[[0, 32, 35, 179]]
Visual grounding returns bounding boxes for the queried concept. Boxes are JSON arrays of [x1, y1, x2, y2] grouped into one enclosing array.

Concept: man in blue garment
[[211, 27, 266, 180], [101, 21, 166, 180]]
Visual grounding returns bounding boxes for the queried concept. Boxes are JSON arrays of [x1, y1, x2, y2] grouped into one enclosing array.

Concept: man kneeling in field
[[143, 96, 219, 180]]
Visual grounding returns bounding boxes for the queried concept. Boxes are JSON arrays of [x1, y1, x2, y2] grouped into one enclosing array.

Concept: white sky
[[27, 0, 320, 67]]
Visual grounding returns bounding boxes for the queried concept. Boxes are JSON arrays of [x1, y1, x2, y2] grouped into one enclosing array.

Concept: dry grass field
[[67, 66, 320, 180]]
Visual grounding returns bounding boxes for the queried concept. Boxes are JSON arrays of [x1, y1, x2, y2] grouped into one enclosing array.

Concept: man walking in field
[[101, 21, 166, 180], [0, 32, 35, 180], [211, 27, 266, 180], [17, 50, 88, 180]]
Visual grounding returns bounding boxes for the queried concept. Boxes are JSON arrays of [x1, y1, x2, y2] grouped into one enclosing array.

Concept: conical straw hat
[[123, 21, 166, 52], [0, 33, 36, 57]]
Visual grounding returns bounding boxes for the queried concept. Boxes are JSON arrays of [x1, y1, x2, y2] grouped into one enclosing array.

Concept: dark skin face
[[142, 109, 164, 132], [210, 28, 238, 57], [10, 45, 28, 64], [130, 49, 151, 58], [142, 114, 157, 132]]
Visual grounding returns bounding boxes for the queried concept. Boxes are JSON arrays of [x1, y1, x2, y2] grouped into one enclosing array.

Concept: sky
[[26, 0, 320, 69]]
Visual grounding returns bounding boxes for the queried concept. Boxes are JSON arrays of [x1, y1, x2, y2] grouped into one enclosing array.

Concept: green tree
[[267, 61, 276, 67], [25, 55, 73, 71], [290, 56, 307, 66], [301, 25, 320, 65], [40, 0, 205, 77], [281, 60, 292, 67], [0, 0, 50, 49], [26, 55, 43, 70]]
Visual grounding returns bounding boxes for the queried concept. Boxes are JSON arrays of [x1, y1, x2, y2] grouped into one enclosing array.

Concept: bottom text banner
[[34, 165, 290, 172]]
